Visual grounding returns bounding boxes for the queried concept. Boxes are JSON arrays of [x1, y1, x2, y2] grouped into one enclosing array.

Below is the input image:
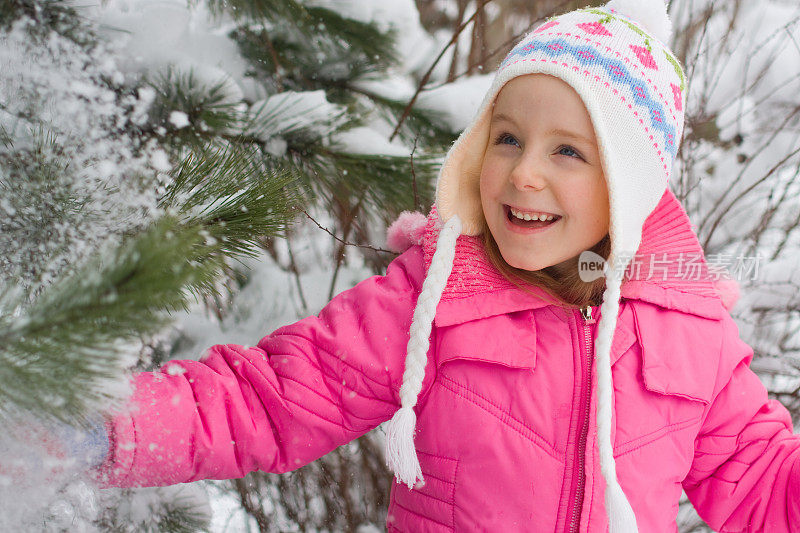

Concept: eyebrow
[[490, 112, 517, 126], [546, 128, 595, 146], [491, 112, 595, 145]]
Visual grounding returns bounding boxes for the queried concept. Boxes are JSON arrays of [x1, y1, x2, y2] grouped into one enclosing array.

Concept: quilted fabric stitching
[[438, 373, 563, 461]]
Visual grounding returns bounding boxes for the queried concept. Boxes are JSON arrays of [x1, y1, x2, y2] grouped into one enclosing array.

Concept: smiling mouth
[[504, 205, 562, 228]]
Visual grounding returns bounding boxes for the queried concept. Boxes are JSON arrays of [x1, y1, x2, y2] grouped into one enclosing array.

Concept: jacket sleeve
[[682, 311, 800, 532], [93, 246, 425, 488]]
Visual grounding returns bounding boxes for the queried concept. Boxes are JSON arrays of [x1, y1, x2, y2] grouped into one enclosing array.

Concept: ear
[[386, 211, 428, 253]]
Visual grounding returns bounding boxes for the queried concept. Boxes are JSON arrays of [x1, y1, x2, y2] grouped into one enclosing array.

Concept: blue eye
[[558, 145, 582, 159], [494, 132, 520, 147]]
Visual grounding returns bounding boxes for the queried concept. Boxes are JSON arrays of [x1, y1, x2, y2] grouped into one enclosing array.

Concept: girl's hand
[[0, 418, 109, 486], [50, 419, 110, 470]]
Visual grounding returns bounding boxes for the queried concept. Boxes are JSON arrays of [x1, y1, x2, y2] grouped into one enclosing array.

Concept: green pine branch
[[94, 489, 211, 533], [0, 0, 91, 46], [245, 90, 360, 147], [203, 0, 306, 23], [159, 141, 302, 262], [137, 495, 211, 533], [206, 0, 398, 69], [304, 5, 399, 70], [143, 66, 247, 147], [0, 216, 221, 425], [1, 125, 102, 296], [290, 148, 439, 217], [225, 5, 397, 89], [0, 141, 302, 425]]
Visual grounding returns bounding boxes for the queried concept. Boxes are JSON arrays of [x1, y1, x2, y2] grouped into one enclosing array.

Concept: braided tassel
[[385, 214, 462, 489], [594, 252, 638, 532]]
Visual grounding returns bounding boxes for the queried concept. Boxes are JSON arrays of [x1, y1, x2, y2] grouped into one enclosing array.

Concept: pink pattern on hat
[[578, 21, 613, 36], [534, 20, 560, 33], [671, 83, 683, 111], [630, 45, 658, 70]]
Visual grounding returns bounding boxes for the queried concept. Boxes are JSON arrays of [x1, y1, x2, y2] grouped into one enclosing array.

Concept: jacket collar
[[423, 188, 728, 327]]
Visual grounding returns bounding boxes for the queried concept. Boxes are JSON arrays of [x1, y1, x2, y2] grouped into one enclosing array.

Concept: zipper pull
[[580, 305, 596, 324]]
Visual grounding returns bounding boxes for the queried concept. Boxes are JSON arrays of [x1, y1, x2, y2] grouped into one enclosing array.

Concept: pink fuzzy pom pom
[[386, 211, 428, 253], [713, 276, 740, 311]]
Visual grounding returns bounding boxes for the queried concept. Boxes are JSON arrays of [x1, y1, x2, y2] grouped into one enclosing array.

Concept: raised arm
[[682, 312, 800, 531], [94, 246, 426, 488]]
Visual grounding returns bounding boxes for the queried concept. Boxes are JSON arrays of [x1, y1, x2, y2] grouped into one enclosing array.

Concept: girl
[[81, 0, 800, 531]]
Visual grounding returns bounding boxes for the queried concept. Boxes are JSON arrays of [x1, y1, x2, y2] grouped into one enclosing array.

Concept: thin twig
[[233, 478, 270, 533], [698, 106, 800, 243], [447, 0, 469, 83], [389, 0, 495, 141], [467, 0, 489, 77], [410, 135, 420, 211], [702, 142, 800, 250], [262, 31, 284, 90], [302, 210, 393, 254], [285, 240, 309, 312], [423, 0, 577, 91], [327, 199, 363, 300]]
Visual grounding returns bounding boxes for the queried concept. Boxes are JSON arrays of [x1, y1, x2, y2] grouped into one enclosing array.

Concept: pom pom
[[384, 406, 424, 489], [713, 276, 740, 311], [605, 480, 639, 533], [606, 0, 672, 43], [386, 211, 428, 253]]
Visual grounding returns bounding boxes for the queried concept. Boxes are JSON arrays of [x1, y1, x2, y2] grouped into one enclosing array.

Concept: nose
[[509, 153, 547, 191]]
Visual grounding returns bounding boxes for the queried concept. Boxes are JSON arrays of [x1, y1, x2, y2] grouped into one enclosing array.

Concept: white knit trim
[[385, 214, 462, 489], [595, 252, 638, 532]]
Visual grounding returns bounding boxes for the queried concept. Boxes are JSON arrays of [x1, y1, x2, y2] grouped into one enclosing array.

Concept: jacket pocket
[[387, 450, 458, 532], [433, 311, 537, 371], [612, 302, 721, 456], [633, 302, 720, 405], [426, 310, 564, 462]]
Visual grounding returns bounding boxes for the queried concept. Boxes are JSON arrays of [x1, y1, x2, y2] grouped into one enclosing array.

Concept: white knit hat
[[385, 1, 686, 531]]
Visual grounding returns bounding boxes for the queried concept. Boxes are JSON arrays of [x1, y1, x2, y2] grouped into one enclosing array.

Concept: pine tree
[[0, 0, 457, 530]]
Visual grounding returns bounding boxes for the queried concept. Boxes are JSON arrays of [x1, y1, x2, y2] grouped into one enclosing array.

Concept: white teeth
[[509, 207, 557, 222]]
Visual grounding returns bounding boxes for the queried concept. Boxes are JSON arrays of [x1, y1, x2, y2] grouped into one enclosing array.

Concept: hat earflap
[[385, 214, 462, 489]]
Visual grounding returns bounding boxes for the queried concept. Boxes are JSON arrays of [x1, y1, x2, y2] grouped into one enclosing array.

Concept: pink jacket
[[97, 199, 800, 532]]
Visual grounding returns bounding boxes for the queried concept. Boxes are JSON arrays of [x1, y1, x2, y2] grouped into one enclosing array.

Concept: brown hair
[[482, 224, 611, 310]]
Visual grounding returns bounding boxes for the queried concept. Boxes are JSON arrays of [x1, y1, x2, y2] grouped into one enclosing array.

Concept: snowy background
[[1, 0, 799, 531]]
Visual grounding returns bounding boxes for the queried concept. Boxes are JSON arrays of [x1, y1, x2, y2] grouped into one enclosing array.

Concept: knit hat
[[385, 1, 686, 531]]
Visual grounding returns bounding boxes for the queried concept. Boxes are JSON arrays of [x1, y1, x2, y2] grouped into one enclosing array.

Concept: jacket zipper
[[568, 305, 596, 533]]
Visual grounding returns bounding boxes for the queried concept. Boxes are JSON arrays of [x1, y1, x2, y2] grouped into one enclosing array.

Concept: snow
[[0, 18, 166, 291], [302, 0, 436, 74], [3, 0, 800, 530], [169, 110, 191, 129], [331, 126, 413, 156], [88, 0, 250, 97], [350, 74, 417, 102], [247, 89, 350, 142], [417, 73, 494, 132]]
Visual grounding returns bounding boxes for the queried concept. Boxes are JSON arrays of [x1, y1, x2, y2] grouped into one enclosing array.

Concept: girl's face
[[479, 73, 610, 274]]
